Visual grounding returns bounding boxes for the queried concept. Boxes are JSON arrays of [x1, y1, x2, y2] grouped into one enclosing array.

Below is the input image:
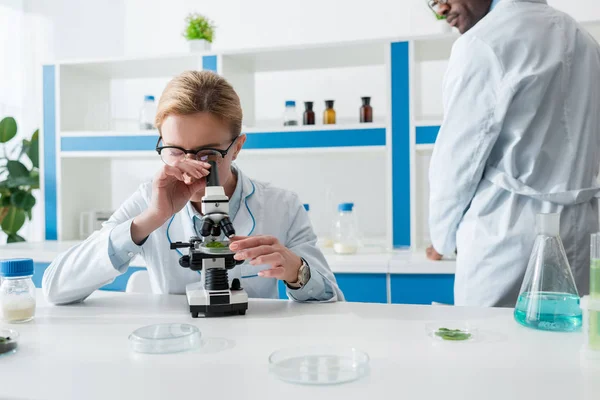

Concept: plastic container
[[0, 259, 36, 323], [323, 100, 336, 125], [514, 213, 582, 332], [303, 102, 315, 125], [0, 329, 19, 356], [269, 345, 369, 385], [283, 101, 299, 126], [139, 95, 156, 130], [333, 203, 360, 255], [129, 323, 201, 354], [360, 97, 373, 123]]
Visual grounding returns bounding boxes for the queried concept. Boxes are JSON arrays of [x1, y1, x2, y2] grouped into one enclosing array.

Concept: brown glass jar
[[360, 97, 373, 123], [303, 102, 315, 125], [323, 100, 336, 125]]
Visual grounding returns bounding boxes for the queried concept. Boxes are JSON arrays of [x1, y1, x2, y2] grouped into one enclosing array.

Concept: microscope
[[170, 161, 249, 318]]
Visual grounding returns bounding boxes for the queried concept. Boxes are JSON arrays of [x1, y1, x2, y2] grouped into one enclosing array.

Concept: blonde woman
[[43, 71, 343, 305]]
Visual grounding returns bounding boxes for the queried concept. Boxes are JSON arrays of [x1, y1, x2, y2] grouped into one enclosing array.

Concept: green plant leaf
[[6, 160, 29, 179], [5, 175, 39, 188], [25, 209, 32, 221], [0, 117, 17, 143], [28, 130, 39, 168], [20, 139, 30, 159], [183, 13, 215, 42], [7, 233, 25, 243], [11, 190, 35, 211], [1, 207, 25, 234], [0, 195, 10, 207]]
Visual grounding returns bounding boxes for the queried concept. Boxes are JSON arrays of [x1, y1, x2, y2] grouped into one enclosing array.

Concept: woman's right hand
[[131, 160, 211, 244], [149, 160, 211, 221]]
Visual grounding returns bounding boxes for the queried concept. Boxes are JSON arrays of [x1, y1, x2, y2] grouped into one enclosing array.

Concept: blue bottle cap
[[285, 100, 296, 107], [338, 203, 354, 212], [144, 95, 155, 102], [303, 204, 310, 212], [0, 259, 34, 277]]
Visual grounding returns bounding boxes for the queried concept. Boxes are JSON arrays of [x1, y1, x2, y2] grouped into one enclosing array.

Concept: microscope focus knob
[[179, 255, 190, 268], [231, 278, 242, 291]]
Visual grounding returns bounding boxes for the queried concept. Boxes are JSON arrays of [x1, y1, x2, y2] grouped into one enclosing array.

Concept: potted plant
[[0, 117, 39, 243], [183, 13, 216, 52]]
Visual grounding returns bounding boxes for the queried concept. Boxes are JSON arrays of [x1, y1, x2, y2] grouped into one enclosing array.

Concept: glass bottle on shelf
[[283, 101, 299, 126], [360, 97, 373, 123], [139, 95, 156, 130], [333, 203, 360, 255], [303, 102, 315, 125], [323, 100, 336, 125]]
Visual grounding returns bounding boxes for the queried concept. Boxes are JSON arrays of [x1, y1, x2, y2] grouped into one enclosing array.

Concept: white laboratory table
[[0, 290, 598, 400]]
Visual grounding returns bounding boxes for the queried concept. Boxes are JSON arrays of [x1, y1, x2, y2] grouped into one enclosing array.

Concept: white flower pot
[[188, 39, 211, 52]]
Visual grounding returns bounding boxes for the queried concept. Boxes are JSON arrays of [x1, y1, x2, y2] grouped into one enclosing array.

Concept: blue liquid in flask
[[514, 292, 582, 332]]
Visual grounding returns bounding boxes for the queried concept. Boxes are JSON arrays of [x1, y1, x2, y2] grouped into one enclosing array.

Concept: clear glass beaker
[[514, 213, 582, 332]]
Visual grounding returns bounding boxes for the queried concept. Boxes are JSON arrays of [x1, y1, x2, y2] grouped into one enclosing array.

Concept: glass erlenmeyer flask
[[514, 213, 582, 332]]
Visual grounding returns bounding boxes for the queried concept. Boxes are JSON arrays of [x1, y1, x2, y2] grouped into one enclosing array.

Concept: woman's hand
[[149, 160, 211, 221], [229, 235, 303, 283], [131, 160, 210, 244]]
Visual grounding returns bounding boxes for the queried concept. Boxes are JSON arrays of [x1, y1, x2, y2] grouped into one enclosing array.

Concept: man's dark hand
[[426, 245, 443, 261]]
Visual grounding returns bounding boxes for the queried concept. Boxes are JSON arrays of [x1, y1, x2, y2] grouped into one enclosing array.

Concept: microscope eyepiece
[[220, 217, 236, 238], [206, 160, 220, 187]]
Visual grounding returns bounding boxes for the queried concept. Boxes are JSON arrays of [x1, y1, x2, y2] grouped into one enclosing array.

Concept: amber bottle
[[323, 100, 336, 125], [303, 102, 315, 125], [360, 97, 373, 123]]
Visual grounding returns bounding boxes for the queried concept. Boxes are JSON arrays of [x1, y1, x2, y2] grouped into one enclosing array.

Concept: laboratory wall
[[6, 0, 600, 242]]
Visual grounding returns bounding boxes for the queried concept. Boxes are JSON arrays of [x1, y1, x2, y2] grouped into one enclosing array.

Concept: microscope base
[[186, 282, 248, 318]]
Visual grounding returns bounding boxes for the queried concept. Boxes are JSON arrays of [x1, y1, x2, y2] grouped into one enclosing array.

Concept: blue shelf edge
[[60, 127, 386, 152], [416, 125, 440, 145]]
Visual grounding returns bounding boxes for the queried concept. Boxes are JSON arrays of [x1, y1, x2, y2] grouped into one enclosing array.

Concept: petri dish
[[0, 329, 19, 356], [200, 241, 235, 255], [129, 323, 201, 354], [425, 321, 478, 342], [269, 345, 369, 385]]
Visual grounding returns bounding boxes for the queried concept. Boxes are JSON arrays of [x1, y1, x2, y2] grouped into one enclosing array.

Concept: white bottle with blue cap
[[0, 259, 36, 323], [283, 100, 298, 126], [139, 95, 156, 130], [333, 203, 360, 255]]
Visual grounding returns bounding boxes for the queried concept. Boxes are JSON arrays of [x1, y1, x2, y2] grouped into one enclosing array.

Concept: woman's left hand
[[229, 235, 302, 282]]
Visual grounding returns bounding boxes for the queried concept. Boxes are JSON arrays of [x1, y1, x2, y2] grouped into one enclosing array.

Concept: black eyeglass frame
[[427, 0, 448, 18], [155, 136, 239, 161]]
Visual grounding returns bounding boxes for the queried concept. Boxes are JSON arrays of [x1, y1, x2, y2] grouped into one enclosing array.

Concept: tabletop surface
[[0, 290, 597, 400]]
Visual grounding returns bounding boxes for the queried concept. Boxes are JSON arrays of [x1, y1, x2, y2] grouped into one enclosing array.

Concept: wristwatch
[[286, 258, 311, 289]]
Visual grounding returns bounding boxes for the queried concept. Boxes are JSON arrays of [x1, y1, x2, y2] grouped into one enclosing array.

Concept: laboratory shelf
[[57, 53, 209, 79], [415, 125, 440, 145], [59, 125, 387, 154]]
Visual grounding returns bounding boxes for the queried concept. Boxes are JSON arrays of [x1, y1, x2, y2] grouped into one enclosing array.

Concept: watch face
[[300, 263, 310, 283]]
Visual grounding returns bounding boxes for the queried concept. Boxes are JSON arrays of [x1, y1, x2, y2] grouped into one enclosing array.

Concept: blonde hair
[[155, 70, 243, 138]]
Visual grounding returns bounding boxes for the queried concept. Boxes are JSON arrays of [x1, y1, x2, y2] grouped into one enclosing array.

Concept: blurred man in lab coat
[[426, 0, 600, 306]]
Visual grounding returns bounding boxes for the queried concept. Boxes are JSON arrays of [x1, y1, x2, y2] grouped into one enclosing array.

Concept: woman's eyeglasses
[[155, 136, 239, 166], [428, 0, 448, 18]]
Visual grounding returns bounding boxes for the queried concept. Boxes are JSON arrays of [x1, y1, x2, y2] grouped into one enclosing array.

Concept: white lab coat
[[43, 168, 343, 304], [429, 0, 600, 307]]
